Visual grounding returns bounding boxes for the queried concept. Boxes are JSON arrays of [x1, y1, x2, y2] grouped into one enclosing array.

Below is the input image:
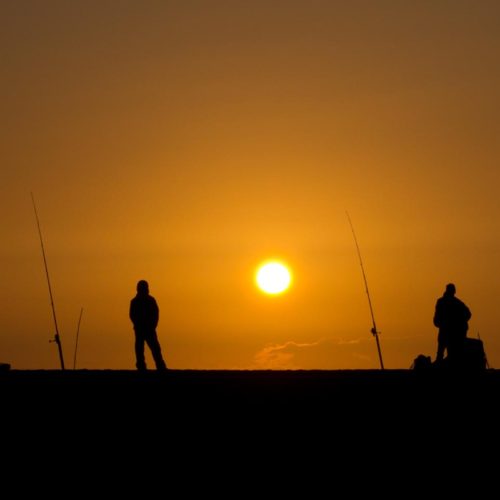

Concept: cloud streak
[[253, 340, 322, 369], [252, 337, 367, 369], [252, 334, 427, 369]]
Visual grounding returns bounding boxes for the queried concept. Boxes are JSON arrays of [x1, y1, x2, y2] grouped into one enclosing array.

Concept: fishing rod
[[346, 212, 385, 370], [31, 192, 65, 370], [73, 308, 83, 370]]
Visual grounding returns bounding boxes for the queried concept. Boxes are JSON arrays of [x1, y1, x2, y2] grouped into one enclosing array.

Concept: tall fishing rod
[[31, 192, 65, 370], [346, 212, 384, 370], [73, 308, 83, 370]]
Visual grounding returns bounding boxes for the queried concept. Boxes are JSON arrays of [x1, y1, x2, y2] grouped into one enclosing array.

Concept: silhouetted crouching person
[[130, 280, 167, 371], [433, 283, 471, 365]]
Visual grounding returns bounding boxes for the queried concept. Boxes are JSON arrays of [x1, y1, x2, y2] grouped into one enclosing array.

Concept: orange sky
[[2, 1, 500, 369]]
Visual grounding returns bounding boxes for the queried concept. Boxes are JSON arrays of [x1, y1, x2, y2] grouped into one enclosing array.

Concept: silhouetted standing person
[[130, 280, 167, 371], [433, 283, 471, 363]]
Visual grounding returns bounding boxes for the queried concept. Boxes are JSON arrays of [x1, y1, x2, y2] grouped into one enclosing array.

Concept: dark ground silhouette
[[1, 369, 496, 486], [2, 369, 498, 426]]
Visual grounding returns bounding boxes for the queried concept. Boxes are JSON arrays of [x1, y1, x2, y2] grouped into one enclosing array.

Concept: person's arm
[[129, 299, 136, 325], [464, 304, 471, 322], [433, 301, 441, 327], [152, 298, 159, 328]]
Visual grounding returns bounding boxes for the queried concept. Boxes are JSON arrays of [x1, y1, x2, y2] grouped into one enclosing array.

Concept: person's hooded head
[[137, 280, 149, 295]]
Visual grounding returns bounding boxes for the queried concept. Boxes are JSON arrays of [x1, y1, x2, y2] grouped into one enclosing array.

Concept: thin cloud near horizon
[[252, 335, 427, 370]]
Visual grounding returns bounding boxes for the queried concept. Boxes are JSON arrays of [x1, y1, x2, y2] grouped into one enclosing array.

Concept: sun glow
[[255, 261, 292, 295]]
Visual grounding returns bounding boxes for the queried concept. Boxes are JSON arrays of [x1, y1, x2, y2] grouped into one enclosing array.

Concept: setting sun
[[255, 261, 292, 295]]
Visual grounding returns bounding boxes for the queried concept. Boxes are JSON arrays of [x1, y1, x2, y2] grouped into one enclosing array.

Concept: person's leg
[[436, 330, 446, 362], [145, 331, 167, 370], [135, 333, 147, 370]]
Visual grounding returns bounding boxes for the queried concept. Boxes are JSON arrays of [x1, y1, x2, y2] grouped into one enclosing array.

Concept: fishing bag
[[411, 354, 432, 371], [462, 337, 487, 371]]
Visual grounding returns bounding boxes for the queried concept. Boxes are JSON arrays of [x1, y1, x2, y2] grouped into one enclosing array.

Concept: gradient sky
[[2, 1, 500, 369]]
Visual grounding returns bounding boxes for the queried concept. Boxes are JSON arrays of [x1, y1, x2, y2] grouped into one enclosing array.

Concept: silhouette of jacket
[[433, 289, 471, 362], [129, 281, 167, 371], [130, 294, 159, 332]]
